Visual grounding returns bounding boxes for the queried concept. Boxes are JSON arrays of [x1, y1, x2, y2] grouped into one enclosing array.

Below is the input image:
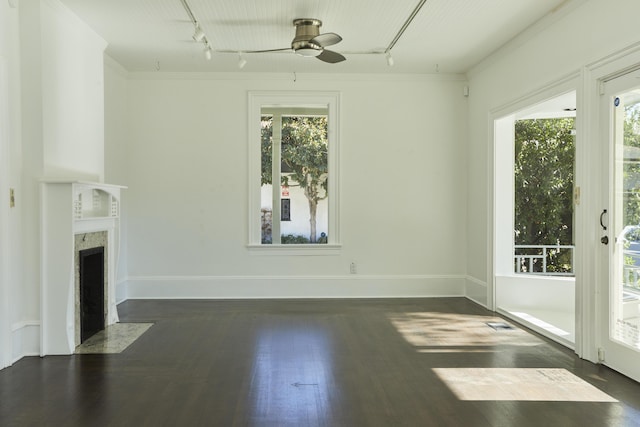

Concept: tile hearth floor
[[75, 322, 153, 354]]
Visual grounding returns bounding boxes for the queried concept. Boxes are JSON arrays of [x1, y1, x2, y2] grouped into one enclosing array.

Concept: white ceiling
[[57, 0, 570, 74]]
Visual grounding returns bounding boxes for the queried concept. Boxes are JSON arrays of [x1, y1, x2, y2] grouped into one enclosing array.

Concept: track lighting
[[181, 0, 214, 61], [386, 51, 394, 67], [238, 53, 247, 69], [193, 24, 205, 42]]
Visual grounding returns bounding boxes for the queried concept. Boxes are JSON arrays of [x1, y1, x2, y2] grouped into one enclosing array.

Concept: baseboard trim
[[11, 321, 40, 364], [124, 274, 466, 300], [497, 308, 575, 351], [465, 276, 488, 308], [115, 278, 128, 305]]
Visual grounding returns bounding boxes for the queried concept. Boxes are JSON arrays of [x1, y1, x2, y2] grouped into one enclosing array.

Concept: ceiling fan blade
[[309, 32, 342, 48], [316, 49, 346, 64], [248, 47, 291, 53]]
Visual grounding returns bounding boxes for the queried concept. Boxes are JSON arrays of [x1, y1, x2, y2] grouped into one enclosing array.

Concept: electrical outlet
[[350, 262, 357, 274], [9, 188, 15, 208]]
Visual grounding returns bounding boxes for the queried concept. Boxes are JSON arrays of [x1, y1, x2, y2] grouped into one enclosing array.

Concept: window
[[248, 92, 340, 250]]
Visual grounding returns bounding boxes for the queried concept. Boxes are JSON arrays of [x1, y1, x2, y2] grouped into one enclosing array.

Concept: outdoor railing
[[623, 249, 640, 293], [514, 245, 640, 286], [514, 245, 575, 276]]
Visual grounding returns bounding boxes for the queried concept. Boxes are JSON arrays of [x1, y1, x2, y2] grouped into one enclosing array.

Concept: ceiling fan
[[254, 19, 346, 64]]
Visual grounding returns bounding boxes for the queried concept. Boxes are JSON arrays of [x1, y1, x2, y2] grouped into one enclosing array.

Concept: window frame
[[247, 91, 341, 254]]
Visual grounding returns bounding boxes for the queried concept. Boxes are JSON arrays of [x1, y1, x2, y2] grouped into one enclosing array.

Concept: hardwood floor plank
[[1, 298, 640, 426]]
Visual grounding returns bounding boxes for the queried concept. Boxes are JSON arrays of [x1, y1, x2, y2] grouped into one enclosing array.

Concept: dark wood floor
[[2, 298, 640, 426]]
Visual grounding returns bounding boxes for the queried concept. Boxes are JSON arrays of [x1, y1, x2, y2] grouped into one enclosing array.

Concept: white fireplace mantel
[[40, 181, 126, 356]]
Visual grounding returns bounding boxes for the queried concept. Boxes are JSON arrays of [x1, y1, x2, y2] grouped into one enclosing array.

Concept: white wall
[[0, 0, 23, 369], [465, 0, 640, 306], [39, 0, 106, 180], [496, 276, 575, 314], [7, 0, 108, 366], [122, 73, 468, 298], [104, 56, 130, 303], [18, 0, 45, 341]]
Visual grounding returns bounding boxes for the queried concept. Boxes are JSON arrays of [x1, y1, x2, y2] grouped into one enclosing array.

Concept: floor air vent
[[486, 322, 515, 331]]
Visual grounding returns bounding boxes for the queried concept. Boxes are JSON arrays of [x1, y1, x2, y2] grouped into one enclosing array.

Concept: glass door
[[602, 68, 640, 382]]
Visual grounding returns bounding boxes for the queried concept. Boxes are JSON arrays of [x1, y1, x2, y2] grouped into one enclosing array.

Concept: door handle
[[600, 209, 608, 231]]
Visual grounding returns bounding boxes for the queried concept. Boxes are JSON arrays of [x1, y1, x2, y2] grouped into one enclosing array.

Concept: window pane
[[612, 89, 640, 349], [259, 109, 328, 245], [260, 115, 273, 244], [280, 115, 328, 244]]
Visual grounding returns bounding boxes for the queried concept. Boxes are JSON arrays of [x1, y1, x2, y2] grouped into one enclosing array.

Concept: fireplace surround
[[40, 181, 125, 355]]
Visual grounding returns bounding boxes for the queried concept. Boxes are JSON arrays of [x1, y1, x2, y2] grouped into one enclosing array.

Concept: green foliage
[[261, 116, 274, 186], [280, 116, 328, 196], [281, 234, 311, 244], [514, 118, 575, 247], [514, 118, 575, 273], [261, 115, 328, 191]]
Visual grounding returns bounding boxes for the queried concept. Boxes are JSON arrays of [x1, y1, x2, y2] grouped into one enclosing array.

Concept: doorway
[[494, 91, 577, 348]]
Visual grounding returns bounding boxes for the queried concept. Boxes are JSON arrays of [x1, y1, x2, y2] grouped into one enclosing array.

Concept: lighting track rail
[[179, 0, 429, 67]]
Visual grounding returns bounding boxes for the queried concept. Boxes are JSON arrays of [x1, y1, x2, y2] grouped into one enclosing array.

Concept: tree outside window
[[514, 117, 575, 273]]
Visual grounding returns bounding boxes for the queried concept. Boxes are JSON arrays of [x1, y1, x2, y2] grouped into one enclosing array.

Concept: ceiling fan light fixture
[[248, 18, 345, 64], [295, 46, 322, 57]]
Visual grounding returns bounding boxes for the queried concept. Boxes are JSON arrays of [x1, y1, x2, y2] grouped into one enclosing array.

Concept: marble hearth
[[75, 323, 153, 354]]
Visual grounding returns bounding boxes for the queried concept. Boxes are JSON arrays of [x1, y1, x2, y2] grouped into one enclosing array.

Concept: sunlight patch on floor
[[388, 312, 542, 351], [433, 368, 617, 402], [418, 349, 496, 354]]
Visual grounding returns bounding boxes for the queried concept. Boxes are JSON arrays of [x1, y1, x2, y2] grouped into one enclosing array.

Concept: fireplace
[[41, 181, 125, 356], [79, 246, 105, 342], [75, 231, 109, 346]]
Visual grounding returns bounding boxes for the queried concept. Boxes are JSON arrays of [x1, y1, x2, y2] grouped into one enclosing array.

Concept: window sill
[[500, 273, 575, 281], [247, 244, 342, 256]]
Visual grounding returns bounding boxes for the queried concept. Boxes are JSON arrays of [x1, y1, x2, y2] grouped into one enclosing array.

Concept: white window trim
[[247, 91, 341, 252]]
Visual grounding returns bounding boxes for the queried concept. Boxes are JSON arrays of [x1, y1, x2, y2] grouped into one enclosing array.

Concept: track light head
[[238, 53, 247, 69], [193, 25, 205, 42], [386, 52, 394, 67]]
